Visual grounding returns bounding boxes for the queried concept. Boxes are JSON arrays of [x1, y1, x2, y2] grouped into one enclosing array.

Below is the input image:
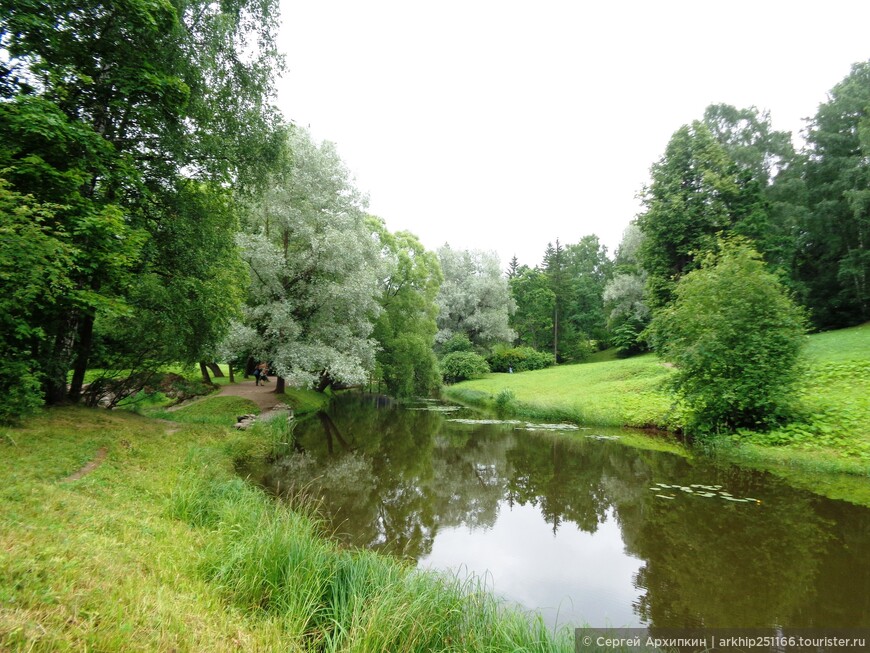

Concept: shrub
[[439, 333, 474, 354], [487, 346, 555, 373], [646, 238, 807, 435], [0, 357, 43, 424], [439, 351, 490, 384]]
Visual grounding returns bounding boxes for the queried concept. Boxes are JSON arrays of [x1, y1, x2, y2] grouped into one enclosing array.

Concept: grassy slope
[[445, 353, 678, 429], [0, 398, 575, 652], [445, 324, 870, 503]]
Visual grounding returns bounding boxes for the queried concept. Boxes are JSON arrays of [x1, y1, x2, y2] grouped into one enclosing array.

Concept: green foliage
[[370, 221, 442, 398], [508, 266, 554, 350], [0, 0, 283, 405], [440, 332, 475, 354], [440, 351, 490, 384], [233, 128, 382, 391], [795, 61, 870, 328], [0, 181, 74, 421], [647, 239, 807, 434], [494, 388, 516, 414], [488, 345, 555, 373], [609, 319, 648, 358], [638, 121, 769, 310]]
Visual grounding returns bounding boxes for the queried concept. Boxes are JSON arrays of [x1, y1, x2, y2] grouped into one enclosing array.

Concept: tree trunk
[[315, 372, 332, 393], [274, 375, 285, 394], [199, 361, 212, 384], [206, 362, 224, 377], [67, 312, 95, 402], [228, 364, 235, 383], [244, 356, 256, 378], [43, 316, 76, 405]]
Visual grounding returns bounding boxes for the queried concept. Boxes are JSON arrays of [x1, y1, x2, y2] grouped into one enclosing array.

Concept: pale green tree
[[435, 246, 516, 349], [232, 128, 382, 393]]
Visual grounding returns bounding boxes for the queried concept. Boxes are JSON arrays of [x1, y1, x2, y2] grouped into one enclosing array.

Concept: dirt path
[[62, 447, 108, 482], [216, 377, 287, 412]]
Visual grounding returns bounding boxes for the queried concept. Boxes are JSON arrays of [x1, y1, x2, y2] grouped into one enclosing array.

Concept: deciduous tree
[[232, 128, 382, 393], [646, 238, 806, 434], [370, 219, 442, 398], [435, 246, 516, 349]]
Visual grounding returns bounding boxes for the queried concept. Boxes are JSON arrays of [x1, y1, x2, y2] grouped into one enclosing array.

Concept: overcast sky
[[275, 0, 870, 269]]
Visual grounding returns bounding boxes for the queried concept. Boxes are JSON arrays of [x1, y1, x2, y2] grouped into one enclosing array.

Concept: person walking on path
[[253, 365, 262, 386], [258, 362, 269, 384]]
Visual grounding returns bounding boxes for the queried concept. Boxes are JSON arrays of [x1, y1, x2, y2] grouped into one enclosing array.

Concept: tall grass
[[169, 437, 576, 652]]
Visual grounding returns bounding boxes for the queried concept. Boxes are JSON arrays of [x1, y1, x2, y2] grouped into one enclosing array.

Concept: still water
[[248, 395, 870, 630]]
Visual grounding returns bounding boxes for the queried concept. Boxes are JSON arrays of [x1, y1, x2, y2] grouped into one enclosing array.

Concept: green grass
[[0, 404, 578, 651], [446, 353, 680, 429], [446, 323, 870, 504], [145, 395, 261, 425]]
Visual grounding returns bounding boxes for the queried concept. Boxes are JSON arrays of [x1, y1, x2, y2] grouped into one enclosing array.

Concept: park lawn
[[0, 406, 292, 652], [445, 323, 870, 503], [445, 353, 679, 429]]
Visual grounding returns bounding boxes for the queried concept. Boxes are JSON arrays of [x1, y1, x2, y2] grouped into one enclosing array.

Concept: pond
[[243, 394, 870, 630]]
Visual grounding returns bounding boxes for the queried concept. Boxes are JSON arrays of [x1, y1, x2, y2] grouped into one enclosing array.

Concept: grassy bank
[[445, 324, 870, 504], [0, 397, 576, 651]]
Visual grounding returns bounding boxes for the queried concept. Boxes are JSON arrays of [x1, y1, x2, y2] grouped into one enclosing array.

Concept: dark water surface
[[247, 395, 870, 630]]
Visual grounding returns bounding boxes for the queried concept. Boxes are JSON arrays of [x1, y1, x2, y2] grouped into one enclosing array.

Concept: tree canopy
[[231, 128, 382, 393], [0, 0, 284, 415]]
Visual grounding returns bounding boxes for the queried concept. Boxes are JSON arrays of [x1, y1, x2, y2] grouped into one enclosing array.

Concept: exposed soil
[[62, 447, 108, 482], [216, 377, 287, 412]]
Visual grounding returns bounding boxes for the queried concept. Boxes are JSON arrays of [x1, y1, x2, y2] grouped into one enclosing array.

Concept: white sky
[[275, 0, 870, 269]]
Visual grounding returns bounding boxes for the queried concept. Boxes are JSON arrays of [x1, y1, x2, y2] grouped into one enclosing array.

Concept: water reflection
[[250, 395, 870, 629]]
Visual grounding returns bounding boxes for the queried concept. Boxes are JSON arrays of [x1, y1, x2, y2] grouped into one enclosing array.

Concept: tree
[[638, 122, 769, 310], [796, 61, 870, 328], [605, 223, 649, 356], [603, 273, 649, 357], [646, 238, 807, 434], [562, 235, 612, 347], [542, 239, 568, 359], [509, 267, 555, 351], [703, 103, 803, 279], [231, 128, 382, 393], [90, 180, 246, 399], [0, 0, 284, 407], [435, 246, 516, 349], [370, 219, 442, 398], [702, 103, 796, 187], [0, 182, 75, 420]]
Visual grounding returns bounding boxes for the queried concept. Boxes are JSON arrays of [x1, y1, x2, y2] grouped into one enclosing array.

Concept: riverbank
[[445, 323, 870, 506], [0, 398, 577, 651]]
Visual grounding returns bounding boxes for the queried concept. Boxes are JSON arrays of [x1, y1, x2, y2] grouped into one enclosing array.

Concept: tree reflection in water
[[254, 395, 870, 629]]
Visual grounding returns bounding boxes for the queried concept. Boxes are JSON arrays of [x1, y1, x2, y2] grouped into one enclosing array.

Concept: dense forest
[[1, 2, 868, 423]]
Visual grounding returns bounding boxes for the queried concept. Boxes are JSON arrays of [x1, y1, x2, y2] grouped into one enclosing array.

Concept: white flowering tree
[[228, 128, 382, 393]]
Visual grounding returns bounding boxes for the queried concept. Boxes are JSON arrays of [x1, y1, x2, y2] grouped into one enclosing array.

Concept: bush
[[439, 351, 490, 384], [0, 357, 43, 424], [646, 238, 807, 435], [487, 346, 555, 373], [439, 333, 474, 355]]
